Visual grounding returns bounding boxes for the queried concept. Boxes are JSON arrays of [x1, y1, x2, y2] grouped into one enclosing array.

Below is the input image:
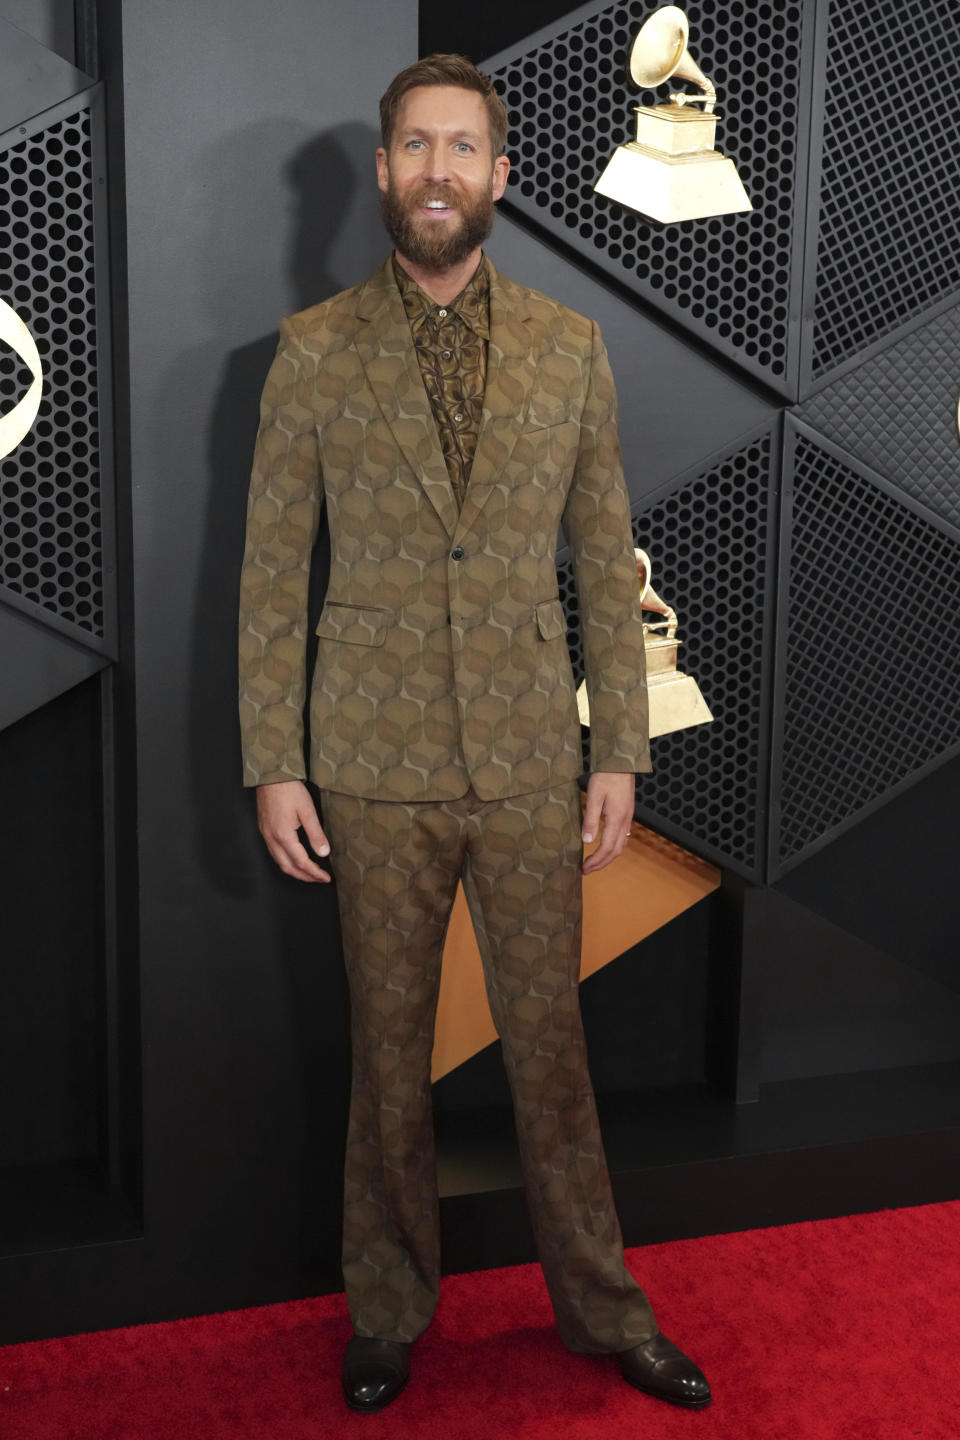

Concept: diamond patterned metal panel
[[0, 100, 106, 640], [800, 301, 960, 533], [809, 0, 960, 382], [559, 428, 775, 878], [487, 0, 808, 394], [773, 424, 960, 871]]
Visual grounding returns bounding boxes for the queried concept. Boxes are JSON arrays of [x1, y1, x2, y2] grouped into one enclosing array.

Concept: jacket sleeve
[[561, 320, 651, 775], [238, 318, 323, 787]]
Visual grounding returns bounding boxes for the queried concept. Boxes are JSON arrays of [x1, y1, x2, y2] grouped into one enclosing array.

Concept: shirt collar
[[393, 253, 490, 340]]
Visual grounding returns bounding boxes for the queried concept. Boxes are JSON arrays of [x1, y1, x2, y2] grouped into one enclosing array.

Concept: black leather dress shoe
[[341, 1335, 411, 1413], [617, 1332, 712, 1408]]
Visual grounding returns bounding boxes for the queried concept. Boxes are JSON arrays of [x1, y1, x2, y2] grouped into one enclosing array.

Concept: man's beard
[[380, 179, 495, 272]]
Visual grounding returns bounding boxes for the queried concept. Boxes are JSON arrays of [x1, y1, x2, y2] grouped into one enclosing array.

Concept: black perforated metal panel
[[800, 300, 960, 534], [0, 100, 106, 640], [809, 0, 960, 381], [773, 424, 960, 871], [560, 428, 775, 878], [489, 0, 808, 393]]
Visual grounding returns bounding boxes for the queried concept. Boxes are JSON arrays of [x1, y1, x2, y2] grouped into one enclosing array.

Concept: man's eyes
[[403, 140, 475, 153]]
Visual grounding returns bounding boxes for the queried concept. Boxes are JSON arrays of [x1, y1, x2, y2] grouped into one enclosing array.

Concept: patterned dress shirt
[[393, 254, 490, 511]]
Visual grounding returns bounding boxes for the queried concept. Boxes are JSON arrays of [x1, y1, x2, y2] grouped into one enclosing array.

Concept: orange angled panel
[[431, 823, 721, 1082]]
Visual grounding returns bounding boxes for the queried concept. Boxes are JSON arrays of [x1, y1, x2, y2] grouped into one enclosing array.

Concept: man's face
[[376, 85, 510, 272]]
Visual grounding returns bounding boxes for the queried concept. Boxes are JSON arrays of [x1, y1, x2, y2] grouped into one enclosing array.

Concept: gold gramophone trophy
[[576, 549, 713, 738], [594, 4, 752, 223]]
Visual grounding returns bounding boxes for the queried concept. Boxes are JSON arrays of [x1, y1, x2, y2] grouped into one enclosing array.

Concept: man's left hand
[[581, 771, 636, 875]]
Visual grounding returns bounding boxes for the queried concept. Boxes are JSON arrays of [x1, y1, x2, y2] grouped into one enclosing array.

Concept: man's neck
[[394, 246, 483, 307]]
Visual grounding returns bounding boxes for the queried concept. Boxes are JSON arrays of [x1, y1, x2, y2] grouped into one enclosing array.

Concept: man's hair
[[379, 53, 510, 159]]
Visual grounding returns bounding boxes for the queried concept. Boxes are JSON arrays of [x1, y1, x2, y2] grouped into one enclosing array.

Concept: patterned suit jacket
[[238, 255, 650, 802]]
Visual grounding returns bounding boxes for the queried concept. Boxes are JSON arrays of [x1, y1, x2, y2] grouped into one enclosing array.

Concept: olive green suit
[[238, 256, 650, 796], [238, 256, 657, 1351]]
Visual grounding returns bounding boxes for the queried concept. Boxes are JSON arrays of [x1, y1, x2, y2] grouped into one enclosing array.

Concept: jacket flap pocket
[[535, 599, 567, 641], [519, 417, 575, 434], [315, 603, 389, 646]]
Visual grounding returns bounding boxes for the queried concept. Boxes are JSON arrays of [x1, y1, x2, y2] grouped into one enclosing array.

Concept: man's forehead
[[394, 85, 488, 133]]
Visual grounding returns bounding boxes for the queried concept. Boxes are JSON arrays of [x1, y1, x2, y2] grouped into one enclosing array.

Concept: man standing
[[239, 54, 710, 1415]]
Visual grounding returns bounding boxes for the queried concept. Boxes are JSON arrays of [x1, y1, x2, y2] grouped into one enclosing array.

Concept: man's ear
[[492, 153, 510, 202], [376, 147, 389, 194]]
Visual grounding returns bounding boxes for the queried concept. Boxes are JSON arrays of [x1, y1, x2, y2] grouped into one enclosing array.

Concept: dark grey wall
[[118, 0, 418, 1316]]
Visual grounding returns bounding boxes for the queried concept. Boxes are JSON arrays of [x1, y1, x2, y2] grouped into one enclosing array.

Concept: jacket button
[[451, 546, 464, 560]]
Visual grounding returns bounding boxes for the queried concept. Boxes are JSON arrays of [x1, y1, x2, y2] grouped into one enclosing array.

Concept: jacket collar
[[354, 255, 541, 542]]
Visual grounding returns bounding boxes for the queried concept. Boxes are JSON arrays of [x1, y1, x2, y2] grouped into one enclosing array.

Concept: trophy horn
[[628, 5, 716, 112], [635, 548, 678, 638], [576, 544, 712, 736]]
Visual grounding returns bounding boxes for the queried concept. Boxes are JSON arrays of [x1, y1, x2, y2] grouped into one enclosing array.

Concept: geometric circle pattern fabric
[[775, 429, 960, 870], [559, 430, 774, 878], [490, 0, 805, 391], [810, 0, 960, 381], [0, 106, 104, 637]]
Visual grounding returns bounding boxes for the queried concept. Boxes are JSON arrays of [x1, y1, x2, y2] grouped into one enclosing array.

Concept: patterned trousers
[[320, 781, 658, 1353]]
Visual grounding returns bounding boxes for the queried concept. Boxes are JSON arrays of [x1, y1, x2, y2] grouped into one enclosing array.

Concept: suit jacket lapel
[[456, 260, 538, 540], [353, 258, 460, 542]]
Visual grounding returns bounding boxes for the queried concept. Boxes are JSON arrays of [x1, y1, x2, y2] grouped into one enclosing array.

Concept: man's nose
[[422, 146, 450, 183]]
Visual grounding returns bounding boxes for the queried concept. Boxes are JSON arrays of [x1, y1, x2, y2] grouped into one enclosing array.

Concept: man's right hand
[[256, 780, 332, 883]]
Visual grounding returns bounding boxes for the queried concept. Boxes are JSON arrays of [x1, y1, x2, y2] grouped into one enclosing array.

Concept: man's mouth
[[418, 195, 458, 218]]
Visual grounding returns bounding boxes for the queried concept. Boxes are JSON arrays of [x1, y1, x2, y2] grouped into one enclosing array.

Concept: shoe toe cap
[[342, 1337, 411, 1413], [350, 1375, 396, 1408], [619, 1333, 712, 1407], [663, 1365, 711, 1403]]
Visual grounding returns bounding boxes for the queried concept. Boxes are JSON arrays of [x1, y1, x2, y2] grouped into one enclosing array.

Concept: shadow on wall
[[179, 119, 384, 901], [158, 121, 384, 1289]]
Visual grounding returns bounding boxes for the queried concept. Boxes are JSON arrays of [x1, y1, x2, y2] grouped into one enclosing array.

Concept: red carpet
[[2, 1201, 958, 1440]]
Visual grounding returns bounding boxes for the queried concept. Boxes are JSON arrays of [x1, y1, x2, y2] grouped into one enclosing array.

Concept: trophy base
[[646, 670, 714, 739], [594, 140, 752, 223], [576, 671, 713, 738]]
